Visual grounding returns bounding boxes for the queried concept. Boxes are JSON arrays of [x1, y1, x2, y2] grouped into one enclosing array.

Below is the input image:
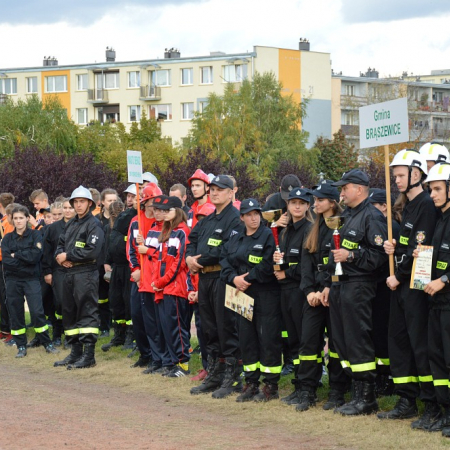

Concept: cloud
[[341, 0, 450, 23], [0, 0, 203, 25]]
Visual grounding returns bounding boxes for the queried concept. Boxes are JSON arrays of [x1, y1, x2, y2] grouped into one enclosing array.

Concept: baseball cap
[[208, 175, 234, 190], [153, 195, 182, 210], [240, 198, 262, 215], [281, 174, 302, 200], [332, 169, 369, 187], [288, 188, 311, 203], [312, 183, 340, 202]]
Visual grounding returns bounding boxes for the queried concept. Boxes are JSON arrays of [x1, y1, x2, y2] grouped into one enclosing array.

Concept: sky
[[1, 0, 450, 77]]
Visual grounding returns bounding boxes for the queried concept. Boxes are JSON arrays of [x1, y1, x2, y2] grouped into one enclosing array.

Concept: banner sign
[[127, 150, 143, 184]]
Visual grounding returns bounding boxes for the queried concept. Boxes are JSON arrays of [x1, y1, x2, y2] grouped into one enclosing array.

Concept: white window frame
[[45, 75, 67, 93], [77, 74, 88, 91], [223, 64, 248, 83], [128, 71, 141, 88], [26, 77, 38, 94], [149, 104, 172, 121], [199, 100, 209, 114], [129, 105, 141, 122], [181, 68, 193, 86], [345, 85, 354, 96], [150, 69, 171, 87], [77, 108, 88, 125], [200, 66, 213, 84], [96, 72, 120, 90], [181, 102, 194, 120], [0, 78, 18, 95]]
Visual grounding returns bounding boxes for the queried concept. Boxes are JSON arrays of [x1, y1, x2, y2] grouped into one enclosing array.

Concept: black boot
[[340, 381, 378, 416], [26, 337, 40, 348], [101, 324, 125, 352], [281, 388, 301, 405], [190, 356, 225, 395], [377, 396, 418, 420], [295, 390, 317, 412], [16, 346, 27, 358], [121, 325, 135, 350], [335, 380, 361, 414], [67, 343, 96, 370], [131, 356, 151, 368], [428, 406, 450, 432], [323, 389, 345, 411], [211, 357, 243, 399], [411, 402, 442, 430], [236, 382, 260, 402], [253, 382, 279, 402], [54, 342, 83, 367], [375, 374, 394, 397]]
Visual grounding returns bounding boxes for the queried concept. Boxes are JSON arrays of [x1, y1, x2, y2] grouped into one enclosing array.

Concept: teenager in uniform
[[29, 189, 50, 228], [221, 198, 282, 401], [54, 186, 104, 369], [186, 169, 212, 229], [328, 169, 388, 416], [186, 175, 242, 398], [381, 150, 439, 429], [419, 142, 449, 171], [1, 205, 58, 358], [169, 184, 190, 215]]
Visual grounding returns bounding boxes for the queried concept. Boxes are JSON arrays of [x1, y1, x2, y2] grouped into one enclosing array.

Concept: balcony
[[411, 100, 450, 113], [87, 89, 109, 104], [139, 85, 161, 101], [340, 95, 367, 110], [0, 94, 7, 105], [341, 125, 360, 137]]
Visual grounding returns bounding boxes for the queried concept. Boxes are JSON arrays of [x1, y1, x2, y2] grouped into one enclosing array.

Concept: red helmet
[[195, 202, 216, 218], [188, 169, 210, 187], [140, 183, 162, 204]]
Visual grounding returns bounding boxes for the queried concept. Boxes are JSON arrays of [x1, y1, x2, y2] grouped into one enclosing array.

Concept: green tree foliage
[[188, 72, 311, 184], [0, 95, 79, 157], [314, 129, 359, 181]]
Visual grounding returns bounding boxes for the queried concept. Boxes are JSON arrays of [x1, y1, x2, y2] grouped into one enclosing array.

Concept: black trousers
[[62, 269, 99, 345], [330, 281, 377, 382], [51, 270, 65, 340], [98, 266, 111, 331], [6, 278, 51, 347], [428, 308, 450, 406], [0, 262, 10, 333], [240, 288, 282, 384], [130, 283, 151, 359], [188, 302, 208, 369], [372, 280, 391, 375], [157, 295, 190, 365], [108, 265, 132, 323], [198, 275, 240, 359], [389, 285, 435, 402], [280, 286, 305, 368], [297, 302, 349, 392]]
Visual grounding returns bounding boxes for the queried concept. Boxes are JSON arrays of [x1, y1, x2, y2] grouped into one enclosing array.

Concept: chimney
[[299, 38, 310, 51], [106, 47, 116, 62], [361, 67, 379, 78], [43, 56, 58, 66], [164, 47, 181, 59]]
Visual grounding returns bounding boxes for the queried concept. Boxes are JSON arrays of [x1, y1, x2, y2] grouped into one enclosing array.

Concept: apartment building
[[0, 42, 332, 146]]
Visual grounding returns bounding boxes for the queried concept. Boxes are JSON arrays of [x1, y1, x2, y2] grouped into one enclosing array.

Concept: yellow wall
[[41, 69, 71, 114], [278, 48, 301, 103], [331, 78, 342, 133]]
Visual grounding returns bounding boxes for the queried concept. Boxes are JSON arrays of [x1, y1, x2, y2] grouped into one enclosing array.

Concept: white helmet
[[425, 162, 450, 183], [124, 184, 137, 196], [419, 142, 450, 163], [142, 172, 159, 185], [390, 149, 428, 175], [69, 185, 95, 210], [207, 173, 215, 183]]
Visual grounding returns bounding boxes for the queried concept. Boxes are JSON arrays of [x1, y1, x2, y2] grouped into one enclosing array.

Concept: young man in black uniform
[[186, 175, 243, 398], [381, 150, 439, 429], [1, 205, 58, 358], [328, 169, 388, 416], [54, 186, 104, 369]]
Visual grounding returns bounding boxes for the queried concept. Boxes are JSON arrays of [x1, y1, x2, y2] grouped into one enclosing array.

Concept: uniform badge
[[249, 201, 254, 206], [374, 235, 383, 246], [91, 235, 99, 244], [36, 242, 42, 249], [416, 231, 426, 244], [296, 190, 301, 195]]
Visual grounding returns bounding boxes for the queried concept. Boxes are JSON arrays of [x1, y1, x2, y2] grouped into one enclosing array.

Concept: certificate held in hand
[[410, 245, 434, 290]]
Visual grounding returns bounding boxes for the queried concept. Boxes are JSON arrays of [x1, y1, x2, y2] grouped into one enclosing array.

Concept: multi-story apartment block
[[0, 42, 332, 147]]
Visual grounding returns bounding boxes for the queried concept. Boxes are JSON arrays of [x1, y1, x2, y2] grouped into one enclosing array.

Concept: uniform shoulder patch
[[416, 231, 426, 244], [374, 235, 383, 246]]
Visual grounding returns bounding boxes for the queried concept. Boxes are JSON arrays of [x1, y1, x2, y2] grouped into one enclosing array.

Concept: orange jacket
[[0, 216, 14, 261]]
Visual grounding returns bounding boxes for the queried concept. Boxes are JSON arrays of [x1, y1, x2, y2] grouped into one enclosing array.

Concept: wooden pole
[[136, 182, 144, 283], [384, 144, 395, 276]]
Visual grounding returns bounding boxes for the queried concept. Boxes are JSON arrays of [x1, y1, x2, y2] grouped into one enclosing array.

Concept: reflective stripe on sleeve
[[98, 298, 109, 304]]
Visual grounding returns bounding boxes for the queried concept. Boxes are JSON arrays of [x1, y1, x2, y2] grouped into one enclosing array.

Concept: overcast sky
[[1, 0, 450, 77]]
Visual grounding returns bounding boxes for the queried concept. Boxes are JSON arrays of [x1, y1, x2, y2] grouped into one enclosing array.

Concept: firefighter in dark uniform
[[381, 150, 439, 429], [220, 199, 282, 402], [414, 162, 450, 435], [186, 175, 242, 398], [328, 169, 388, 416], [54, 186, 105, 370], [1, 205, 58, 358]]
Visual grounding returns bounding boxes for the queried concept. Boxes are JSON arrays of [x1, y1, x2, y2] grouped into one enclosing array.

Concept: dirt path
[[0, 363, 331, 450]]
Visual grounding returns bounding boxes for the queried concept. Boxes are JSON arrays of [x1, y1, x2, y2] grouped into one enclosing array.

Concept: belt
[[71, 260, 96, 267], [201, 264, 221, 274]]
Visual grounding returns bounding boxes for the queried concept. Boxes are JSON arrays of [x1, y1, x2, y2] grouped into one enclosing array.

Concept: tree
[[314, 129, 358, 181]]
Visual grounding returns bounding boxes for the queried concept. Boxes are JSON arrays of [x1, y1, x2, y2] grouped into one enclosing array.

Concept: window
[[181, 102, 194, 120], [345, 85, 354, 96], [77, 108, 88, 125], [345, 113, 355, 126], [129, 105, 141, 122], [181, 68, 193, 85], [223, 64, 248, 83], [150, 104, 172, 121], [77, 74, 88, 91], [0, 78, 18, 94], [45, 75, 67, 93], [96, 72, 120, 90], [201, 66, 213, 84], [150, 69, 171, 86], [26, 77, 38, 93], [128, 71, 140, 88], [199, 100, 209, 114]]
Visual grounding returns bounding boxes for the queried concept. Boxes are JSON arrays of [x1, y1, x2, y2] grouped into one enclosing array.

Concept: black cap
[[368, 188, 387, 204], [312, 182, 340, 202], [312, 179, 335, 190], [281, 174, 302, 200], [287, 187, 311, 203], [240, 198, 262, 215], [153, 195, 182, 210], [39, 207, 51, 214], [208, 175, 233, 190], [332, 169, 369, 187]]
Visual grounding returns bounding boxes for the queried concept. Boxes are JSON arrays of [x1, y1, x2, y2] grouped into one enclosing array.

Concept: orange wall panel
[[41, 69, 71, 115], [278, 48, 301, 104]]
